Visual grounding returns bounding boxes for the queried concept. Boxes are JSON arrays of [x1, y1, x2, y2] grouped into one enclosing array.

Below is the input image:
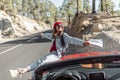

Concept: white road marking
[[0, 44, 23, 55], [27, 37, 39, 42], [27, 39, 32, 42], [0, 37, 38, 55]]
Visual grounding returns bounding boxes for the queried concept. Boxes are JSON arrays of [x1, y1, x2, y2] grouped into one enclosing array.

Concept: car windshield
[[35, 53, 120, 80]]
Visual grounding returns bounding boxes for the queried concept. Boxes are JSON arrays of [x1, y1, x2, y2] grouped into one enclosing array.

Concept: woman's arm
[[64, 33, 89, 46], [40, 33, 52, 40]]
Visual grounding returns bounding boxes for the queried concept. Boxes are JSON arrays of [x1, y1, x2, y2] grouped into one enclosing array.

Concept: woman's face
[[56, 24, 64, 33]]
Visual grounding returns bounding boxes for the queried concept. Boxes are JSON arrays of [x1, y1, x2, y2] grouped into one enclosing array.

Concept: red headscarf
[[53, 21, 62, 30]]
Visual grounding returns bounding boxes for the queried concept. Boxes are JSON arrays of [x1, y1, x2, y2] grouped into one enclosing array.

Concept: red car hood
[[61, 51, 120, 60]]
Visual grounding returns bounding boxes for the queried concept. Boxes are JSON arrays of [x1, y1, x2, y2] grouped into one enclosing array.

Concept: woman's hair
[[52, 28, 58, 38], [52, 27, 65, 47]]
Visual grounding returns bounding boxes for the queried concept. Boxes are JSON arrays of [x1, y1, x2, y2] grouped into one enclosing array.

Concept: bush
[[44, 19, 51, 24]]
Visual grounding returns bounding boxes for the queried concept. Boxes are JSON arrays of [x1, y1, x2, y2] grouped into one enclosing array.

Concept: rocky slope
[[0, 11, 50, 42], [66, 12, 120, 54]]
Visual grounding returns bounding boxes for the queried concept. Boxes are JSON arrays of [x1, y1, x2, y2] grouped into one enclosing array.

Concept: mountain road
[[0, 32, 51, 80]]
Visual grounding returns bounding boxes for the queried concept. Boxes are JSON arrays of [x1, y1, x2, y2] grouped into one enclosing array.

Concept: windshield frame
[[35, 53, 120, 75]]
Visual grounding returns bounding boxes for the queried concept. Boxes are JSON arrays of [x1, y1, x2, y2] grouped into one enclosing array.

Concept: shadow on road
[[0, 30, 53, 45]]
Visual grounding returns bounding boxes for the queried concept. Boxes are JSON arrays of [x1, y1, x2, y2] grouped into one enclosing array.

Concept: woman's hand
[[40, 32, 44, 38], [83, 41, 90, 47]]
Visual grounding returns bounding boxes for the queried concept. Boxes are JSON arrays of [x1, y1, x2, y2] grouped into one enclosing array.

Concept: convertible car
[[32, 51, 120, 80]]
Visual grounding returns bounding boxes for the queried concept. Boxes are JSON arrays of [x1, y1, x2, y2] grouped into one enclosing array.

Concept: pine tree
[[83, 0, 91, 13], [98, 0, 115, 13]]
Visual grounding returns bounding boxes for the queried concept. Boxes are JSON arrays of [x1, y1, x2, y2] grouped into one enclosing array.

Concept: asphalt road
[[0, 32, 51, 80]]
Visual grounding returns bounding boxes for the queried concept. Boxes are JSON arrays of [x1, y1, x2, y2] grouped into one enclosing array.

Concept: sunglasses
[[57, 24, 63, 28]]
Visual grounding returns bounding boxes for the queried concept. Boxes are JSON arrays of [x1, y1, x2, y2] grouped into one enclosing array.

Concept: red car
[[32, 51, 120, 80]]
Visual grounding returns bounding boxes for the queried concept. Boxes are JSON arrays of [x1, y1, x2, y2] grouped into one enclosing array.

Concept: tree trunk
[[54, 9, 57, 22], [105, 0, 108, 13], [105, 4, 108, 13], [22, 0, 25, 16], [92, 0, 96, 13], [68, 14, 71, 26], [12, 0, 15, 13], [0, 0, 5, 11], [101, 0, 103, 12], [76, 0, 79, 16]]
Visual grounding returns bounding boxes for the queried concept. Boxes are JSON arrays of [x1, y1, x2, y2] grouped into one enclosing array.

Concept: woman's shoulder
[[63, 32, 68, 35], [63, 32, 70, 37]]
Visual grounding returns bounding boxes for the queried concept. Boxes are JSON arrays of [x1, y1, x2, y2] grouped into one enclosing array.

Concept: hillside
[[0, 11, 50, 42], [66, 12, 120, 54]]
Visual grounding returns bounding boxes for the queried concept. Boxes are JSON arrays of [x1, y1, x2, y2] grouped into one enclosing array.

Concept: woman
[[9, 21, 90, 78]]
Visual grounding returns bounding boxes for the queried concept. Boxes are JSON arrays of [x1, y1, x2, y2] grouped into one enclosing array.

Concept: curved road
[[0, 32, 51, 80]]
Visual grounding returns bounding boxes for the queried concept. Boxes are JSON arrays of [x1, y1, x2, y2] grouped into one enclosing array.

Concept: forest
[[0, 0, 119, 24]]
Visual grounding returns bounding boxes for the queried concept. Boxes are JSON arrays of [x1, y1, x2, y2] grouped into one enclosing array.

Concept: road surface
[[0, 32, 51, 80]]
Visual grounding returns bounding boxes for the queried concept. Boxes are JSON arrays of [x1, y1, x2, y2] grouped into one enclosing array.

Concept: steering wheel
[[46, 70, 88, 80]]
